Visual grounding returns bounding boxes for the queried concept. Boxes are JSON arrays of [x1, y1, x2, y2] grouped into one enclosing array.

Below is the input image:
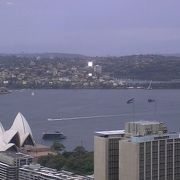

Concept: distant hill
[[1, 53, 180, 81], [161, 53, 180, 57], [95, 54, 180, 81], [0, 52, 87, 59]]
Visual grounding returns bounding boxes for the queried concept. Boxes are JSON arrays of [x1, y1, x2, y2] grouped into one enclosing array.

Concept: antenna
[[126, 98, 135, 121]]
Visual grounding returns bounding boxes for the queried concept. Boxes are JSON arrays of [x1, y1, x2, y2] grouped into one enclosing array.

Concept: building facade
[[19, 163, 93, 180], [0, 152, 33, 180], [119, 132, 180, 180], [94, 130, 125, 180], [94, 121, 180, 180]]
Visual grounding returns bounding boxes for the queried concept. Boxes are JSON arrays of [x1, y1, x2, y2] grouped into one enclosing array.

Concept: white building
[[0, 112, 35, 152], [19, 164, 93, 180], [0, 152, 33, 180], [94, 65, 102, 74]]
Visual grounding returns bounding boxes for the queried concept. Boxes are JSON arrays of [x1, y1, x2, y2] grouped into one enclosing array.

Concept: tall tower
[[94, 121, 180, 180], [94, 130, 125, 180]]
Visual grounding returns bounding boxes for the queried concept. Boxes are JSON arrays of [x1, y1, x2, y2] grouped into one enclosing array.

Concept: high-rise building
[[0, 152, 33, 180], [94, 121, 180, 180], [94, 65, 102, 74], [94, 130, 125, 180]]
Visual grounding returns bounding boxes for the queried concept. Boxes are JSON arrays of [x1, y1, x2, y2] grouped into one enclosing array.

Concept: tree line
[[38, 141, 94, 175]]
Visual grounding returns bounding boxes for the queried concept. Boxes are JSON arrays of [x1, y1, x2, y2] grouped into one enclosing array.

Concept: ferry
[[42, 131, 66, 140]]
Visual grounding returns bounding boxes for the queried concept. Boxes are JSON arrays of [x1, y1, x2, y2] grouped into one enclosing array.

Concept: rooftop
[[129, 121, 162, 125], [0, 152, 32, 159], [131, 132, 180, 143], [95, 130, 125, 136], [20, 164, 93, 180]]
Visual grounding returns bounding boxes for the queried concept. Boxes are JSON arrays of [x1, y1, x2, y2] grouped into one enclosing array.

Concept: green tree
[[38, 145, 94, 175], [51, 141, 65, 153], [73, 146, 86, 157]]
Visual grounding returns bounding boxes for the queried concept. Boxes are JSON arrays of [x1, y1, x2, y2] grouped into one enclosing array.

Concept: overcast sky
[[0, 0, 180, 56]]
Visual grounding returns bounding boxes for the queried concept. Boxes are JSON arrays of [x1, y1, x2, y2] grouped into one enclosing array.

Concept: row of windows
[[108, 139, 119, 180], [139, 139, 180, 179]]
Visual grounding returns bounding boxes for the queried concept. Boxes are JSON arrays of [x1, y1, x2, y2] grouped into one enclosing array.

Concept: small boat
[[42, 131, 66, 140], [127, 86, 134, 89], [31, 91, 35, 96], [148, 99, 155, 103], [136, 86, 144, 89], [147, 80, 152, 90]]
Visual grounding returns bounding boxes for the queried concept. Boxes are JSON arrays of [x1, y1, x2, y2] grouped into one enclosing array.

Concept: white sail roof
[[11, 112, 33, 136], [0, 122, 5, 134], [0, 112, 35, 151], [10, 112, 34, 146], [3, 129, 19, 144], [0, 136, 17, 152]]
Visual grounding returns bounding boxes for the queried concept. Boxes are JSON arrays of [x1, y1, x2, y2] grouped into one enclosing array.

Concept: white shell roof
[[0, 122, 5, 134], [11, 112, 33, 137], [0, 136, 17, 151], [0, 112, 35, 151], [10, 112, 33, 146], [3, 130, 18, 144]]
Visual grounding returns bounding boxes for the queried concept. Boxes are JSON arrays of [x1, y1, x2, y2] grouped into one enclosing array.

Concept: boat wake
[[47, 110, 180, 121], [47, 112, 150, 121], [48, 114, 127, 121]]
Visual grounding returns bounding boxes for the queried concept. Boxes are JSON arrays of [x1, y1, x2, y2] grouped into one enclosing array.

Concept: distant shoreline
[[1, 54, 180, 89], [8, 84, 180, 90]]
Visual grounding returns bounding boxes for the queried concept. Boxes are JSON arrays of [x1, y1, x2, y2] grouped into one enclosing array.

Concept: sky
[[0, 0, 180, 56]]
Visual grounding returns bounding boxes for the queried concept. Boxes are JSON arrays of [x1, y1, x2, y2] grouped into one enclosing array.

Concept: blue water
[[0, 89, 180, 150]]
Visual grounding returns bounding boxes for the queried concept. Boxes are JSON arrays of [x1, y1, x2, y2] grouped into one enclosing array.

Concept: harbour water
[[0, 89, 180, 150]]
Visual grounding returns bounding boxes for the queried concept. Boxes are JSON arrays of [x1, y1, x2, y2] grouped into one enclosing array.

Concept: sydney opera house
[[0, 112, 35, 152]]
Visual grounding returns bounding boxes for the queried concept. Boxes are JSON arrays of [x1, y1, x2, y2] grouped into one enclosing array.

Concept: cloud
[[6, 1, 14, 6], [0, 0, 14, 6]]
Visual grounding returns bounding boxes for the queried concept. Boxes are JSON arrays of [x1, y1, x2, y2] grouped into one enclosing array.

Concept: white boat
[[31, 91, 35, 96], [147, 80, 152, 90], [137, 86, 144, 89]]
